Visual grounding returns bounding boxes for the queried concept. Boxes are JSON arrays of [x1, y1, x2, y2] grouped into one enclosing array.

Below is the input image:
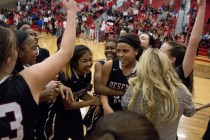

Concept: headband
[[118, 36, 140, 49]]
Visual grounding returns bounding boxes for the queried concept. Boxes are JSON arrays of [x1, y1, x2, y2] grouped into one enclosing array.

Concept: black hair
[[63, 45, 92, 80], [105, 39, 117, 45], [166, 41, 194, 94], [12, 57, 24, 75], [56, 34, 63, 50], [146, 33, 156, 47], [12, 30, 29, 75], [17, 21, 31, 30], [167, 41, 186, 68], [14, 30, 29, 47], [117, 34, 143, 60], [70, 45, 92, 69]]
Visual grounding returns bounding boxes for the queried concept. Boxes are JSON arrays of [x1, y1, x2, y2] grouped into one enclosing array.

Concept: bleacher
[[146, 0, 169, 8], [18, 0, 210, 59]]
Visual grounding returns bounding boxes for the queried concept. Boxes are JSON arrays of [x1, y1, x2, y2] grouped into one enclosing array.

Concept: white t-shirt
[[100, 22, 107, 31], [44, 17, 49, 23], [63, 21, 67, 29]]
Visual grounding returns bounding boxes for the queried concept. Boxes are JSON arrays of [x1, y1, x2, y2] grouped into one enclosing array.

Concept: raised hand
[[39, 87, 59, 103], [62, 0, 77, 13], [45, 80, 61, 88], [59, 84, 74, 102], [197, 0, 206, 7]]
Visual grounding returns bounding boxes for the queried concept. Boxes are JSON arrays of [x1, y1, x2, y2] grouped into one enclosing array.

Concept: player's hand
[[59, 84, 74, 102], [63, 0, 77, 14], [197, 0, 206, 8], [39, 87, 59, 103]]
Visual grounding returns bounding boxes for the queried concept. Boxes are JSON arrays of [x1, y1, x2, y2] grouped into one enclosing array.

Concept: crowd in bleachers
[[75, 0, 186, 48], [0, 0, 180, 43], [0, 0, 209, 49]]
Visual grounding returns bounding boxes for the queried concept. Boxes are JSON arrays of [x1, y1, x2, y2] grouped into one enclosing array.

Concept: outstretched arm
[[196, 102, 210, 111], [183, 0, 206, 78], [20, 0, 77, 103], [64, 93, 101, 110]]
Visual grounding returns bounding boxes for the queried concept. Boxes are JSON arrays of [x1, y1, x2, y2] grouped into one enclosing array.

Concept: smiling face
[[117, 43, 138, 67], [104, 41, 117, 60], [76, 51, 93, 75], [19, 35, 37, 65]]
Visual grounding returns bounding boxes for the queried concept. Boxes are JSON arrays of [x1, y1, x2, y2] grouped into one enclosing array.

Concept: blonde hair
[[62, 61, 72, 80], [128, 48, 182, 126]]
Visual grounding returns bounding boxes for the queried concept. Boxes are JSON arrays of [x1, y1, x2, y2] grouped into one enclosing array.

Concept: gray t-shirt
[[121, 85, 196, 140]]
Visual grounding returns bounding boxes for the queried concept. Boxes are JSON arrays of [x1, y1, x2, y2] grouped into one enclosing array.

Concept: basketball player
[[45, 45, 100, 140], [159, 0, 206, 94], [100, 34, 143, 114], [84, 39, 118, 135]]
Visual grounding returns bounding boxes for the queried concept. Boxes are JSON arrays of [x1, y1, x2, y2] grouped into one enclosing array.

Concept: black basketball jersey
[[0, 75, 38, 140], [36, 47, 50, 63], [59, 69, 92, 101], [176, 65, 191, 88], [107, 59, 137, 111], [44, 70, 92, 140]]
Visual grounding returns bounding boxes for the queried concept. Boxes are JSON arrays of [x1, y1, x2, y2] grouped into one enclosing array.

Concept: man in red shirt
[[89, 22, 95, 40]]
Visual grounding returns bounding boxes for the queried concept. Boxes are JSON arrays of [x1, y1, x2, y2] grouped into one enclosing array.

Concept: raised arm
[[183, 0, 206, 77], [20, 0, 77, 103]]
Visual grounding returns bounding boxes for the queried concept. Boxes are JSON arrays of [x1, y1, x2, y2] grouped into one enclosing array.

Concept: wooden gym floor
[[38, 33, 210, 140]]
